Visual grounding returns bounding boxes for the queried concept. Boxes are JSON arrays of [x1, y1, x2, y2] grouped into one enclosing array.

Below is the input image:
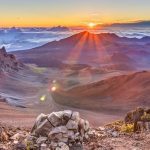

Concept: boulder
[[28, 110, 90, 150], [66, 120, 78, 130], [56, 142, 69, 150], [36, 136, 47, 145], [40, 143, 47, 150]]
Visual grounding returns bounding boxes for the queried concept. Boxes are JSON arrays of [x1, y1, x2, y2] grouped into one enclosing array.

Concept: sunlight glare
[[88, 22, 96, 28], [51, 86, 57, 92], [40, 95, 46, 101]]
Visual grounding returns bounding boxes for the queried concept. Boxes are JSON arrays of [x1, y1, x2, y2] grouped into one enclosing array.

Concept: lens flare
[[52, 80, 57, 84], [51, 86, 57, 92], [40, 95, 46, 101]]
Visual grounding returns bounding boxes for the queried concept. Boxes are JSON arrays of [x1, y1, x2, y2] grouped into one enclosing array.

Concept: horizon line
[[0, 20, 150, 28]]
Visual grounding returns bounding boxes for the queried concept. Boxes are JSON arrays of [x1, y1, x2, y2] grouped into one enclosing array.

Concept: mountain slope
[[51, 71, 150, 112], [13, 31, 150, 70]]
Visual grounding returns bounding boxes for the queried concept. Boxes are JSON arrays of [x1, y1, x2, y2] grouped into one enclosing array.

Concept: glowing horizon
[[0, 0, 150, 27]]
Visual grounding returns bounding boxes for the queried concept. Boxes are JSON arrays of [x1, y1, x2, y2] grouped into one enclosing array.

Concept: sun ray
[[92, 33, 112, 69], [66, 32, 89, 64]]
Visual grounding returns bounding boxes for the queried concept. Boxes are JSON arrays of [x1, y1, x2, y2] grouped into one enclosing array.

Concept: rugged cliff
[[0, 47, 23, 72]]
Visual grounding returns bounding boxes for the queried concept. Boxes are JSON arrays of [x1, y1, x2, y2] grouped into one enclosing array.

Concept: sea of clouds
[[0, 27, 150, 51]]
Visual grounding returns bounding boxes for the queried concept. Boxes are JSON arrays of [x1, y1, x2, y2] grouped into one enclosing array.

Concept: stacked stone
[[27, 110, 90, 150]]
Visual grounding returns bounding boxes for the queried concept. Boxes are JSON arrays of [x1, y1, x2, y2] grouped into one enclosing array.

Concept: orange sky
[[0, 0, 150, 27]]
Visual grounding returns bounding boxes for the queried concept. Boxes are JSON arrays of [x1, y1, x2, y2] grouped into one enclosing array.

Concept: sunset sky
[[0, 0, 150, 27]]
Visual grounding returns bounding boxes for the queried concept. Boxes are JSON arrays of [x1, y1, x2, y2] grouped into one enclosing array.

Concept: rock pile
[[0, 123, 29, 150], [2, 108, 150, 150], [27, 110, 90, 150]]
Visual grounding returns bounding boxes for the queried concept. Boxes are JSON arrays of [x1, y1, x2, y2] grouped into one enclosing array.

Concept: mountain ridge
[[12, 31, 150, 53], [12, 31, 150, 70]]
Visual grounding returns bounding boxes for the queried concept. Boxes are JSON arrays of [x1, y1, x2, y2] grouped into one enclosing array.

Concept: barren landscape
[[1, 1, 150, 149], [0, 31, 150, 129]]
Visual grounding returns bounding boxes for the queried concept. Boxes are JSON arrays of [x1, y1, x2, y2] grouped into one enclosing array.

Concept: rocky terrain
[[0, 46, 23, 72], [9, 31, 150, 117], [0, 46, 122, 128], [1, 108, 150, 150], [1, 32, 150, 127], [1, 32, 150, 150]]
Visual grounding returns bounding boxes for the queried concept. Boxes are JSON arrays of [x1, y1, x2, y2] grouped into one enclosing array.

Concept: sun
[[88, 22, 96, 28]]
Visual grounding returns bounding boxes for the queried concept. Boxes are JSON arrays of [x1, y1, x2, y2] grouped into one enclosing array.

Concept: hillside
[[13, 31, 150, 70], [52, 71, 150, 112]]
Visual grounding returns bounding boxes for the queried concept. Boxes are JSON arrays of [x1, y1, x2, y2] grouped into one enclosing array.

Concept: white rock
[[0, 144, 7, 150], [67, 130, 75, 139], [62, 144, 69, 150], [57, 142, 63, 147], [35, 111, 68, 136], [36, 136, 47, 145], [13, 140, 19, 144], [71, 112, 80, 121], [31, 114, 47, 134], [48, 126, 69, 143], [51, 133, 63, 141], [40, 143, 47, 150], [63, 110, 72, 119], [48, 111, 64, 126], [50, 142, 58, 148], [74, 132, 80, 140], [26, 135, 37, 143], [66, 120, 78, 130], [57, 142, 69, 150], [87, 129, 96, 136], [49, 126, 68, 135], [35, 113, 47, 127], [84, 133, 89, 140], [61, 137, 68, 143], [56, 147, 61, 150], [11, 132, 27, 142], [62, 133, 68, 138], [29, 110, 90, 150], [34, 119, 52, 136], [98, 126, 105, 131], [111, 131, 119, 138]]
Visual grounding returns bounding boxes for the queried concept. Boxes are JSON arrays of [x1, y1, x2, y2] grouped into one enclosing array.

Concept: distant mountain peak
[[60, 31, 119, 43], [79, 31, 91, 34], [49, 26, 70, 32], [110, 20, 150, 27]]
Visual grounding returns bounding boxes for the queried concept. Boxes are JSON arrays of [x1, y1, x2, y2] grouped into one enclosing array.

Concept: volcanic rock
[[0, 46, 22, 72], [28, 110, 90, 150]]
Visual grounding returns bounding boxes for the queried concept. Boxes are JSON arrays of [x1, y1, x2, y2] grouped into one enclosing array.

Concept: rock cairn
[[27, 110, 90, 150], [2, 108, 150, 150]]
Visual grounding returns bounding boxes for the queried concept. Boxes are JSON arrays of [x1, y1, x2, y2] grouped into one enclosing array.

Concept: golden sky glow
[[88, 23, 97, 28], [0, 0, 150, 27]]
